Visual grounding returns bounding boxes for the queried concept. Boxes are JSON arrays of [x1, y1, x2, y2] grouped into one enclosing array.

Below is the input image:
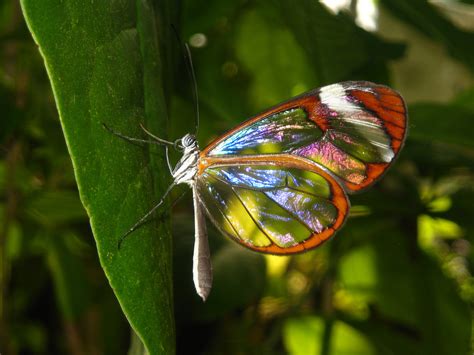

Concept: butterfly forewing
[[207, 108, 324, 155], [196, 160, 349, 254], [201, 81, 407, 193]]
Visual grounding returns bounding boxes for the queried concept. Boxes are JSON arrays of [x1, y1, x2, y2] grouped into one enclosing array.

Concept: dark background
[[1, 0, 473, 354]]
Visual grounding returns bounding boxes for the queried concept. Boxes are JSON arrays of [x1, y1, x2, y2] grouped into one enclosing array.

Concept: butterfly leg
[[117, 182, 176, 249], [164, 145, 173, 175], [103, 123, 175, 175]]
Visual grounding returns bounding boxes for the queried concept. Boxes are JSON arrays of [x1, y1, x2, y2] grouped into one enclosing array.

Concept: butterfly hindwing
[[201, 81, 407, 193], [196, 159, 349, 254]]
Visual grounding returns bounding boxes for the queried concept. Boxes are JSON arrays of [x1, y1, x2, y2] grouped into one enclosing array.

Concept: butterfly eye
[[181, 134, 196, 149]]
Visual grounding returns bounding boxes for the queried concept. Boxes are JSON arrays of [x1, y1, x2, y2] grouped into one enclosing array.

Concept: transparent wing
[[206, 108, 323, 156], [202, 81, 407, 193], [196, 164, 349, 254]]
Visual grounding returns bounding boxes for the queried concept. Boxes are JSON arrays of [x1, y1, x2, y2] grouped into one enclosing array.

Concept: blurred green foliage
[[1, 0, 474, 354]]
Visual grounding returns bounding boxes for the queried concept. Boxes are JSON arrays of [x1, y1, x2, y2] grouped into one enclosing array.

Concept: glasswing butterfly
[[107, 81, 408, 301]]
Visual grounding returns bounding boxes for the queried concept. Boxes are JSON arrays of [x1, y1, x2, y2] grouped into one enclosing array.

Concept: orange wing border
[[345, 83, 408, 192]]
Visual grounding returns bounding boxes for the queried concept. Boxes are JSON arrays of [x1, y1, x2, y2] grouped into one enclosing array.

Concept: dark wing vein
[[197, 179, 242, 240], [229, 185, 273, 243], [262, 188, 319, 234]]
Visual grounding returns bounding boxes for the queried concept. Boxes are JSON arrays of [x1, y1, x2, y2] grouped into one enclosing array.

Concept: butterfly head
[[179, 133, 198, 151]]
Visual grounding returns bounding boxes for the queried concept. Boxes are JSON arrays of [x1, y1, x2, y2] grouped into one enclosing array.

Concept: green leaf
[[20, 1, 175, 354]]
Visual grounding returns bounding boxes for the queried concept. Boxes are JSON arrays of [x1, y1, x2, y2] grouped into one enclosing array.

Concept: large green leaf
[[20, 1, 176, 353]]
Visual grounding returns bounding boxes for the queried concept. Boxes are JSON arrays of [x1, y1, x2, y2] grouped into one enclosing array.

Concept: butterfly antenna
[[103, 123, 173, 147], [139, 123, 176, 146], [171, 24, 200, 136], [184, 43, 200, 136], [117, 182, 176, 249]]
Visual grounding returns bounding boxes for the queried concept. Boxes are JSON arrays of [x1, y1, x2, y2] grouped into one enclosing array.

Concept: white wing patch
[[319, 83, 394, 164]]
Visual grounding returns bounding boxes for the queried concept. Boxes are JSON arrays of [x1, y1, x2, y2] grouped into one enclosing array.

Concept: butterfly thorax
[[172, 134, 200, 186]]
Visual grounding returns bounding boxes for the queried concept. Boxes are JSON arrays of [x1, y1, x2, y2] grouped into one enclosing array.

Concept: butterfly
[[108, 81, 408, 301]]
